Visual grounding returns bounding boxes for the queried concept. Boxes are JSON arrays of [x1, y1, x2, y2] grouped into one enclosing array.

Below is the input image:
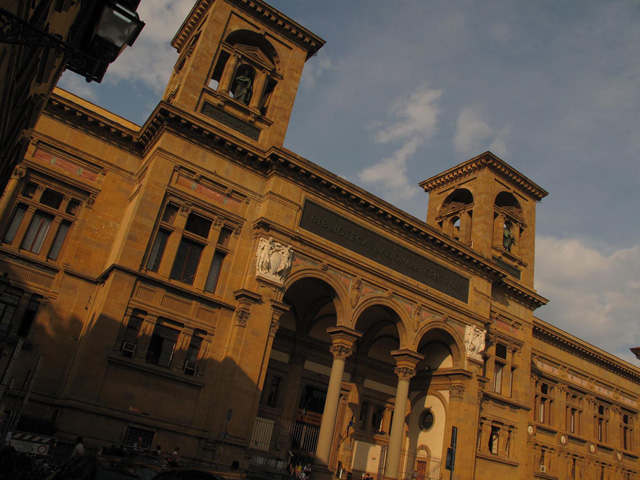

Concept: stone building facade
[[0, 1, 638, 479]]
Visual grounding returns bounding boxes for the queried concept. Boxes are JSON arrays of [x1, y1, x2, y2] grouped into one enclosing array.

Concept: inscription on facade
[[201, 102, 260, 141], [300, 201, 469, 302]]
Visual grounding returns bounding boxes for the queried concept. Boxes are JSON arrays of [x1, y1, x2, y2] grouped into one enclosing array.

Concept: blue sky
[[58, 0, 640, 363]]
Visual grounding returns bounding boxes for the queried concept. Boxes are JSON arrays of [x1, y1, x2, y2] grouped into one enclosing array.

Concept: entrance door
[[415, 459, 427, 480]]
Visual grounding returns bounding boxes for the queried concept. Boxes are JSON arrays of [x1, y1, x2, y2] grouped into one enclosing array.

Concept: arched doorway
[[250, 276, 340, 471]]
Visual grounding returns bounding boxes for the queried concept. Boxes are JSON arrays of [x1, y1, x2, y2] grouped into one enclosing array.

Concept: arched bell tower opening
[[435, 188, 473, 245], [493, 191, 524, 257], [208, 30, 281, 115]]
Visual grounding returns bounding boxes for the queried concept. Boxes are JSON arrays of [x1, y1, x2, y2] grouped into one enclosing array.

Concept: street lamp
[[0, 1, 145, 83], [66, 1, 145, 82]]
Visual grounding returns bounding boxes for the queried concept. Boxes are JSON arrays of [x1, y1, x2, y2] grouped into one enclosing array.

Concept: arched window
[[494, 192, 523, 254], [437, 188, 473, 244], [208, 30, 280, 115]]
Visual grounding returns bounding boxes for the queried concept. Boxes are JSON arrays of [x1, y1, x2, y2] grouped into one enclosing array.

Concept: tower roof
[[419, 151, 548, 202], [171, 0, 325, 59]]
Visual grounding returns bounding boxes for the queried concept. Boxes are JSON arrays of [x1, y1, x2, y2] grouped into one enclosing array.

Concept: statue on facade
[[503, 220, 516, 252], [232, 69, 253, 105], [256, 237, 293, 284], [464, 325, 486, 361]]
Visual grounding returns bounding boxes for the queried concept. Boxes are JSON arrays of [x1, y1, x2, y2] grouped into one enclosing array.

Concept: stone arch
[[494, 191, 524, 254], [353, 295, 411, 349], [284, 266, 349, 325], [437, 188, 473, 243], [415, 322, 464, 370], [224, 29, 280, 69], [407, 391, 449, 471]]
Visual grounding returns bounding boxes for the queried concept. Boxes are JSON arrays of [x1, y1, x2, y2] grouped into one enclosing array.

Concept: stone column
[[219, 54, 240, 95], [385, 350, 423, 480], [315, 326, 361, 469], [0, 166, 25, 224], [249, 69, 268, 110]]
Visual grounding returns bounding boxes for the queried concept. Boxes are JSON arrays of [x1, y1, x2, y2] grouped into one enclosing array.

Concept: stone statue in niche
[[232, 68, 253, 105], [503, 220, 516, 252], [464, 325, 486, 361], [350, 278, 362, 308], [256, 237, 293, 284]]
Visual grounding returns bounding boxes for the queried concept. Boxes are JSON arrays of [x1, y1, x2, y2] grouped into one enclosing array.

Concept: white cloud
[[358, 85, 442, 203], [358, 138, 421, 203], [301, 52, 333, 90], [535, 236, 640, 362], [103, 0, 195, 92], [374, 87, 441, 143], [57, 72, 99, 101], [454, 105, 508, 158]]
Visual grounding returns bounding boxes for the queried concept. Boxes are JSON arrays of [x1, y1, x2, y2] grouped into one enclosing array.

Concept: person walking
[[70, 436, 85, 458]]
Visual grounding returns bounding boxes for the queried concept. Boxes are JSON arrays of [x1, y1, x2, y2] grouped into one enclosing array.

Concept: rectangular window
[[161, 204, 179, 224], [121, 313, 144, 358], [0, 289, 21, 333], [170, 239, 203, 285], [261, 374, 282, 408], [3, 183, 79, 260], [489, 426, 500, 454], [146, 229, 170, 272], [299, 385, 327, 414], [359, 402, 369, 430], [493, 362, 504, 393], [47, 221, 70, 260], [2, 204, 27, 244], [372, 406, 385, 433], [124, 426, 154, 450], [17, 296, 40, 337], [184, 335, 203, 375], [40, 189, 63, 209], [21, 211, 53, 253], [509, 367, 515, 397], [204, 251, 225, 293], [146, 323, 179, 367], [185, 213, 211, 238]]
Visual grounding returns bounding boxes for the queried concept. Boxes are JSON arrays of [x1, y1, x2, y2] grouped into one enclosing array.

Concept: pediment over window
[[234, 44, 276, 70]]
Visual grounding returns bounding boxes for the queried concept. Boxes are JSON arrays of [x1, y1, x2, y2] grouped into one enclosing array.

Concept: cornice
[[267, 149, 508, 282], [172, 0, 325, 59], [44, 95, 548, 302], [419, 151, 548, 202], [495, 276, 548, 310], [171, 0, 210, 51], [45, 95, 143, 155], [228, 0, 325, 59], [533, 319, 640, 383]]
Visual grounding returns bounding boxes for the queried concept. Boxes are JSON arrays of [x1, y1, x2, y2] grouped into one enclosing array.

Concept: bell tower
[[420, 151, 548, 288], [161, 0, 324, 150]]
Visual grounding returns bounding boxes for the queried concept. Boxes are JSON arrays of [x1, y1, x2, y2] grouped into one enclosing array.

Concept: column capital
[[391, 349, 423, 370], [394, 366, 416, 381], [330, 344, 353, 360], [327, 326, 362, 348]]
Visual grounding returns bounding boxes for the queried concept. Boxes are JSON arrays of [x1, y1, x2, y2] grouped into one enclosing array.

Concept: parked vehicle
[[47, 453, 167, 480], [151, 468, 227, 480]]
